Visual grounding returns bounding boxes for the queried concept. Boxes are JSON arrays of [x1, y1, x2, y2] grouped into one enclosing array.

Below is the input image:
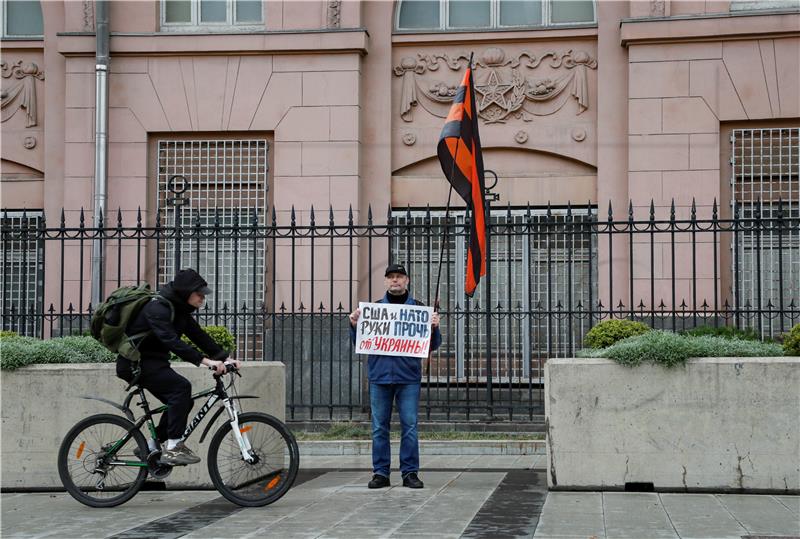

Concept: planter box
[[544, 357, 799, 493], [1, 362, 285, 490]]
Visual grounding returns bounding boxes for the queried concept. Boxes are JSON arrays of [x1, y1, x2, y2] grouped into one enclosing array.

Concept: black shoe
[[368, 474, 390, 489], [402, 472, 424, 489]]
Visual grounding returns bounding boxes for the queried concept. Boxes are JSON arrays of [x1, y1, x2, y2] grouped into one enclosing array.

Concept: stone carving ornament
[[1, 61, 45, 128], [394, 47, 597, 124], [327, 0, 341, 28]]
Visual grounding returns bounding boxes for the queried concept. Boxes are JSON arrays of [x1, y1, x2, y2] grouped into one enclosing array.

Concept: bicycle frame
[[83, 373, 260, 469]]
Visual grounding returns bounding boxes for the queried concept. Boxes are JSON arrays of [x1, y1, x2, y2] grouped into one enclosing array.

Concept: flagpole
[[433, 52, 474, 313]]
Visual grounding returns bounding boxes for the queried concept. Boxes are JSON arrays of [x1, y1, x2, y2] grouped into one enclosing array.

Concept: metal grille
[[0, 211, 44, 336], [391, 207, 597, 382], [732, 127, 800, 332], [156, 139, 269, 358]]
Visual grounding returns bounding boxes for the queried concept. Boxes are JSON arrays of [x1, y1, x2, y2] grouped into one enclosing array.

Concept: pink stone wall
[[3, 1, 799, 334], [626, 26, 799, 310]]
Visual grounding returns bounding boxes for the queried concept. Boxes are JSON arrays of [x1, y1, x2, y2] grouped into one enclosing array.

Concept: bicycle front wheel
[[208, 412, 299, 507], [57, 413, 148, 508]]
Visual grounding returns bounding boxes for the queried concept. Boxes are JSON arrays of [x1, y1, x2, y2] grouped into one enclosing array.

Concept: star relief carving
[[475, 70, 512, 112]]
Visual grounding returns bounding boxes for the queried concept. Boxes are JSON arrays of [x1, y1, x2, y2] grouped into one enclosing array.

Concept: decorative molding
[[650, 0, 667, 17], [1, 61, 45, 128], [83, 0, 95, 32], [393, 47, 597, 124], [514, 130, 529, 144], [24, 136, 37, 149], [327, 0, 342, 28], [402, 132, 416, 146], [571, 128, 587, 142]]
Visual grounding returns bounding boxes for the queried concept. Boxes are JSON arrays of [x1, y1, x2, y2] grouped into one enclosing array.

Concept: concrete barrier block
[[545, 357, 800, 492], [1, 362, 285, 490]]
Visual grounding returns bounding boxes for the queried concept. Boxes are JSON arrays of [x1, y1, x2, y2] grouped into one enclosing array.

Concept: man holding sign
[[349, 264, 442, 489]]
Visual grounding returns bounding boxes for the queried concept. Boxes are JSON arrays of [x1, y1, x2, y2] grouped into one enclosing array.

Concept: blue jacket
[[350, 292, 442, 384]]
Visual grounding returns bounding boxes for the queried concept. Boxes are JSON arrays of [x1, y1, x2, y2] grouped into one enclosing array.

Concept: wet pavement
[[2, 454, 798, 538]]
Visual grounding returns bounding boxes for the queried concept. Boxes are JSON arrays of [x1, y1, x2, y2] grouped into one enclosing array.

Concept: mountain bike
[[57, 364, 299, 508]]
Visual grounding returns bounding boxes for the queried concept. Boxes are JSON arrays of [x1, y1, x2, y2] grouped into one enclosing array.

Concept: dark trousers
[[116, 358, 193, 441], [369, 382, 420, 477]]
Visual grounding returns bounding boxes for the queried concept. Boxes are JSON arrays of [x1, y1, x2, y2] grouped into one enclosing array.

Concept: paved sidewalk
[[2, 454, 798, 539]]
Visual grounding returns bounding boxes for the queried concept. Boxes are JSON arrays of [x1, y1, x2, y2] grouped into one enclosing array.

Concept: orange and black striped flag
[[437, 59, 486, 297]]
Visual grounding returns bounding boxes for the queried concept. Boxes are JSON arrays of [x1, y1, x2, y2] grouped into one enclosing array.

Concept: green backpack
[[90, 284, 174, 362]]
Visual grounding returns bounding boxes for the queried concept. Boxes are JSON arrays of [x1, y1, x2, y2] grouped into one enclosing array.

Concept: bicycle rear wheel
[[57, 413, 148, 508], [207, 412, 299, 507]]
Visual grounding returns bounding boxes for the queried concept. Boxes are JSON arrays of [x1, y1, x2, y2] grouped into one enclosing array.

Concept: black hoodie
[[123, 271, 228, 366]]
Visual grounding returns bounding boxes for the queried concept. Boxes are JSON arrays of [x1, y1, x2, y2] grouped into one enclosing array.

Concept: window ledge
[[56, 29, 369, 56], [1, 38, 44, 49], [392, 25, 597, 45], [621, 11, 800, 46]]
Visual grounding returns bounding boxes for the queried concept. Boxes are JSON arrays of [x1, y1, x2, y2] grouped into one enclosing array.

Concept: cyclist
[[116, 268, 240, 465]]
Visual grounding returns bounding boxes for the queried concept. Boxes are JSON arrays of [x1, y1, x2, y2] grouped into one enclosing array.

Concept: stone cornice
[[621, 11, 800, 46], [56, 29, 369, 56]]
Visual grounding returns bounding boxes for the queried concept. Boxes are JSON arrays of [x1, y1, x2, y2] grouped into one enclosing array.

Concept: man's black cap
[[385, 264, 408, 277]]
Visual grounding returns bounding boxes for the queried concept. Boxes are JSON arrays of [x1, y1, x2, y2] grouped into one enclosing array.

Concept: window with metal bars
[[156, 139, 269, 357], [391, 207, 597, 381], [731, 127, 799, 333], [0, 211, 44, 336]]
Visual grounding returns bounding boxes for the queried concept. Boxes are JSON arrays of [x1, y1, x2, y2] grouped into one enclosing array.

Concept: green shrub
[[581, 330, 784, 368], [681, 325, 760, 341], [171, 325, 237, 361], [0, 335, 115, 371], [0, 330, 18, 340], [784, 324, 800, 356], [584, 319, 651, 349]]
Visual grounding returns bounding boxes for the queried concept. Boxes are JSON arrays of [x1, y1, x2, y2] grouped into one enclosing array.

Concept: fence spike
[[679, 299, 687, 309], [367, 204, 373, 225], [701, 299, 709, 310], [319, 301, 325, 312], [712, 198, 718, 221], [310, 205, 315, 226], [280, 302, 286, 313], [290, 206, 296, 226], [348, 205, 354, 226], [691, 198, 696, 221], [607, 200, 613, 221], [628, 200, 634, 221], [669, 199, 676, 222], [329, 205, 334, 226], [60, 208, 66, 229], [116, 207, 123, 229], [649, 199, 655, 222]]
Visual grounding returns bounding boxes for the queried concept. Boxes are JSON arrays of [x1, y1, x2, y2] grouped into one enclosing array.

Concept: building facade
[[2, 1, 799, 415]]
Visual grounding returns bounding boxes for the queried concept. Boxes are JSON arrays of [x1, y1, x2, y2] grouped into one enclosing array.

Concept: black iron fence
[[2, 198, 799, 421]]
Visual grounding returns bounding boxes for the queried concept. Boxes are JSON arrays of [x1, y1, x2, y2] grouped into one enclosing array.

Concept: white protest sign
[[354, 301, 434, 359]]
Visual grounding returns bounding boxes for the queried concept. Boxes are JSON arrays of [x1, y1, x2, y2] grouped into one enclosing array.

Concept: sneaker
[[402, 472, 424, 489], [367, 474, 390, 489], [160, 442, 201, 466]]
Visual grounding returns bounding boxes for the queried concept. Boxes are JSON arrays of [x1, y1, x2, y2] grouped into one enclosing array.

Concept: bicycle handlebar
[[209, 363, 240, 377]]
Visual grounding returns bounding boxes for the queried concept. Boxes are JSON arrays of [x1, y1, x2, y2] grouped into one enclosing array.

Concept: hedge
[[578, 330, 784, 368], [1, 325, 236, 371], [784, 324, 800, 356], [583, 319, 651, 349]]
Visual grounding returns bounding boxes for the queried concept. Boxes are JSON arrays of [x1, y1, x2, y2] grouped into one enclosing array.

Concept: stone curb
[[298, 440, 546, 456]]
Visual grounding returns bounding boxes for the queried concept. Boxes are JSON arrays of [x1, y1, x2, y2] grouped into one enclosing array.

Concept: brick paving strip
[[460, 470, 547, 539]]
